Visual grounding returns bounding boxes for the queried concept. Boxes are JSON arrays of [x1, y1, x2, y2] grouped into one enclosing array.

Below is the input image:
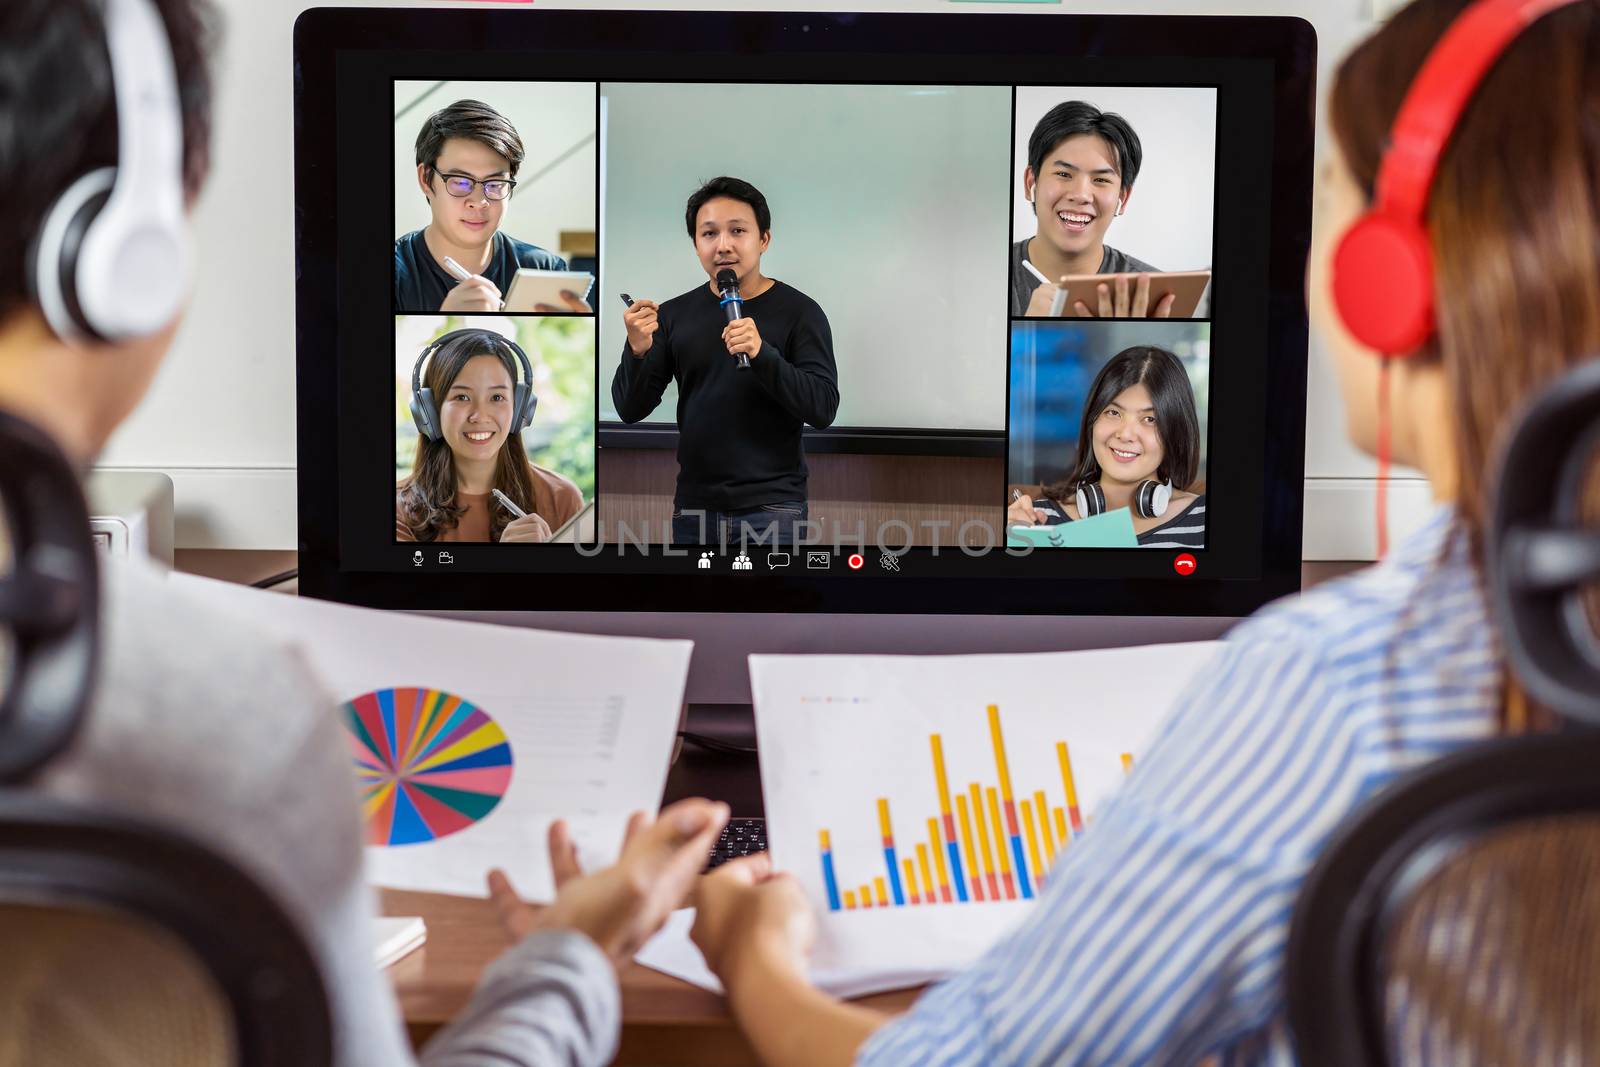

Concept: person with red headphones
[[687, 2, 1599, 1063], [0, 2, 724, 1065]]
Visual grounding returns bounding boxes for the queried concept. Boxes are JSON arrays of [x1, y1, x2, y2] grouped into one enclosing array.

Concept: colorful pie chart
[[342, 686, 514, 846]]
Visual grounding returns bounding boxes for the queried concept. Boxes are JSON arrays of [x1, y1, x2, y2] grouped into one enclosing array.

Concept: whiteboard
[[598, 82, 1012, 431]]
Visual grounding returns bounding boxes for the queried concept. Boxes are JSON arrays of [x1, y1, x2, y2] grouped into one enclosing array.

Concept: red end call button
[[1173, 553, 1197, 576]]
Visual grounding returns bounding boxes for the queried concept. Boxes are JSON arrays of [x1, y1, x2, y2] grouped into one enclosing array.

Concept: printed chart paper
[[750, 642, 1222, 977], [171, 573, 691, 900]]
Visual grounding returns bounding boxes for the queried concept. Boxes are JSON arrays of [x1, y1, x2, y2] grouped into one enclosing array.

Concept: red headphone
[[1332, 0, 1580, 356]]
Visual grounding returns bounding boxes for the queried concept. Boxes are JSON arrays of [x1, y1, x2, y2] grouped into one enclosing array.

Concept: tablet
[[503, 269, 596, 313], [1040, 270, 1211, 320]]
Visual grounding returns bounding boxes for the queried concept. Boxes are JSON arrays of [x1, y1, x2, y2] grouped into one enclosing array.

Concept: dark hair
[[1331, 0, 1600, 733], [1331, 0, 1600, 552], [0, 0, 216, 321], [1027, 100, 1142, 190], [396, 330, 537, 543], [414, 99, 525, 182], [1046, 345, 1199, 501], [684, 177, 771, 239]]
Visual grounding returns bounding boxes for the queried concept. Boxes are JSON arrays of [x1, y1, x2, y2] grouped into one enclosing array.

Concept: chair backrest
[[1288, 729, 1600, 1067], [0, 411, 333, 1067], [0, 796, 335, 1067]]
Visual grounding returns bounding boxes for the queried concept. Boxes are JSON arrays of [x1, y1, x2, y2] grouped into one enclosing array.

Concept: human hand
[[440, 274, 504, 313], [624, 299, 660, 356], [1024, 280, 1065, 318], [500, 513, 554, 543], [1071, 274, 1177, 319], [487, 798, 730, 968], [1007, 493, 1046, 526], [691, 854, 816, 988], [722, 317, 763, 362], [533, 290, 592, 314]]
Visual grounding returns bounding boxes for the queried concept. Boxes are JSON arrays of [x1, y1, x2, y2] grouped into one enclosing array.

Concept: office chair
[[0, 409, 333, 1067], [1286, 359, 1600, 1067]]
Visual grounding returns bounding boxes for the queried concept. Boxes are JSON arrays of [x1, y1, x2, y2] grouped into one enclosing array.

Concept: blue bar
[[884, 847, 906, 906], [946, 842, 970, 903], [820, 850, 842, 911], [1010, 836, 1034, 900]]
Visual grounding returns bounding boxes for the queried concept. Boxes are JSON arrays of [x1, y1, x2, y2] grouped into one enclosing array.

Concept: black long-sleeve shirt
[[611, 279, 840, 510]]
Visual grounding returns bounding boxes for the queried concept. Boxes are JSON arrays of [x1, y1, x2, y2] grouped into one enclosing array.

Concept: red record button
[[847, 553, 865, 570], [1173, 553, 1197, 576]]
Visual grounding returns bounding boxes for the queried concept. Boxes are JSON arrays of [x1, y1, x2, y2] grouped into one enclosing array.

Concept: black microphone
[[716, 268, 751, 371]]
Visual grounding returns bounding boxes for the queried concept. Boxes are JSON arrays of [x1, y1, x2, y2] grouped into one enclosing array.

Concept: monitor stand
[[438, 609, 1236, 706]]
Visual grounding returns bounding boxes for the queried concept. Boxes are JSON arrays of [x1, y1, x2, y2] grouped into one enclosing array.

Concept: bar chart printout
[[818, 704, 1132, 912]]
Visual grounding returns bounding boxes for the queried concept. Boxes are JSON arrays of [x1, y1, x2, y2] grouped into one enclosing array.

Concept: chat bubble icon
[[768, 551, 792, 569]]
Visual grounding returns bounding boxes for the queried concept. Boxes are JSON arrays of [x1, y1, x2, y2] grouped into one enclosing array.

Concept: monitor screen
[[296, 8, 1314, 618]]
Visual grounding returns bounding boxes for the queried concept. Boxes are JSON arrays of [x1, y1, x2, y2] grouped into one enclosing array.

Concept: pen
[[491, 488, 527, 519], [1019, 259, 1051, 287], [1021, 259, 1069, 316], [619, 293, 634, 308], [443, 256, 506, 310]]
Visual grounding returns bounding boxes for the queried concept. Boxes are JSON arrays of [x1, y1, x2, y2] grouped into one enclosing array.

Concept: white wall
[[393, 80, 596, 258], [1011, 86, 1216, 273], [599, 82, 1011, 431], [97, 0, 1414, 556]]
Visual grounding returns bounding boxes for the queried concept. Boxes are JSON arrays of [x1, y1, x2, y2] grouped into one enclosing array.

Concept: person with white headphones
[[0, 2, 724, 1064]]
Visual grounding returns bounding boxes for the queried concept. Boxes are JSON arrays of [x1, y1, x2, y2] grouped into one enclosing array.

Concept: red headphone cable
[[1376, 357, 1392, 560]]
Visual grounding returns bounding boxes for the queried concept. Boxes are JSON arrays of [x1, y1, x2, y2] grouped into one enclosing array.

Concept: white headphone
[[30, 0, 189, 343]]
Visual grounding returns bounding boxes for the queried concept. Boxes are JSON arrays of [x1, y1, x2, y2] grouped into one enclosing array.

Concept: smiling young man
[[1011, 100, 1171, 319], [394, 99, 587, 314], [611, 176, 840, 546]]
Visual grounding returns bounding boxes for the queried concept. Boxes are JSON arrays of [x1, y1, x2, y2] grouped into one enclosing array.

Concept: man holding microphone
[[612, 177, 840, 546]]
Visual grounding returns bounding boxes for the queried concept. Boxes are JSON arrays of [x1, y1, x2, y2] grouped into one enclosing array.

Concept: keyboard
[[706, 817, 767, 870]]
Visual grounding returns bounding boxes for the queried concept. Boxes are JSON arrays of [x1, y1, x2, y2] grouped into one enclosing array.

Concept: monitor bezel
[[294, 7, 1316, 618]]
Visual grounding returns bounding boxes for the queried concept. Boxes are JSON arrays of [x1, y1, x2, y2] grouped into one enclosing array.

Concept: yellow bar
[[874, 876, 889, 908], [819, 828, 831, 851], [1054, 807, 1069, 846], [1058, 742, 1081, 810], [1021, 800, 1046, 885], [927, 818, 951, 895], [917, 842, 936, 903], [903, 858, 919, 903], [1035, 789, 1058, 866], [1121, 752, 1135, 774], [956, 793, 983, 888], [988, 704, 1016, 803], [969, 784, 996, 876], [930, 734, 955, 817], [986, 787, 1012, 877], [877, 797, 893, 841], [843, 889, 857, 910]]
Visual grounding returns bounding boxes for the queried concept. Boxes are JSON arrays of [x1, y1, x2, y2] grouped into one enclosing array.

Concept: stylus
[[442, 256, 506, 311], [620, 293, 634, 308], [491, 488, 527, 519], [1021, 259, 1070, 316]]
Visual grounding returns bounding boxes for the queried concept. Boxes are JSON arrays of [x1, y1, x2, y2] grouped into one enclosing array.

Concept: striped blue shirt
[[857, 505, 1500, 1067]]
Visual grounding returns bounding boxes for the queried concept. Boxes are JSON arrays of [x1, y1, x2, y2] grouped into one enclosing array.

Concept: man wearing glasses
[[394, 98, 591, 314]]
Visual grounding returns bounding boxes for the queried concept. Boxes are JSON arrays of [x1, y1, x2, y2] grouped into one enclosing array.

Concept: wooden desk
[[382, 888, 921, 1067]]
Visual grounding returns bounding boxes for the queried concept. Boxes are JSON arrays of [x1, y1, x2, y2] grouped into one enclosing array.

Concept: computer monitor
[[294, 8, 1315, 702]]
